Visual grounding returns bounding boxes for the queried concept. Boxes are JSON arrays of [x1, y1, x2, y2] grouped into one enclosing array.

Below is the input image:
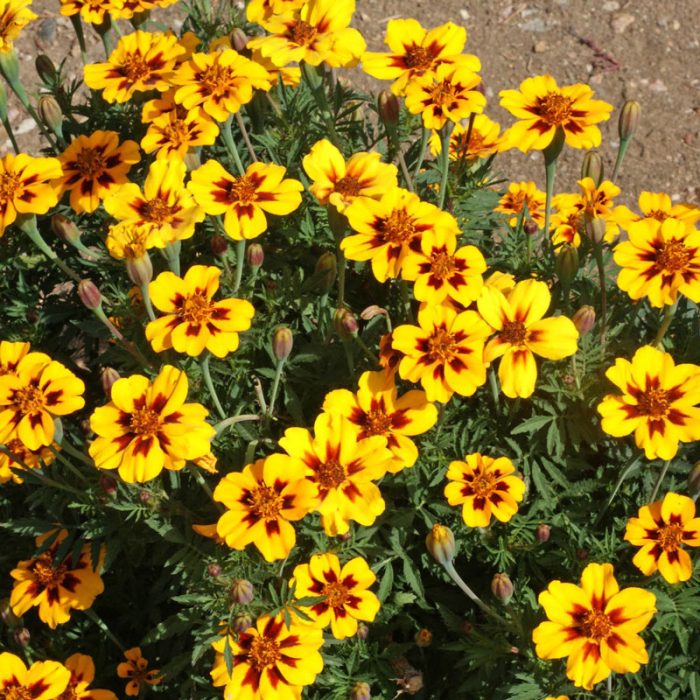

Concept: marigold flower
[[10, 530, 104, 629], [550, 192, 584, 248], [291, 553, 381, 639], [597, 346, 700, 460], [105, 222, 164, 261], [104, 158, 204, 244], [444, 453, 525, 527], [429, 113, 505, 161], [614, 218, 700, 308], [188, 159, 303, 240], [0, 438, 55, 485], [59, 654, 118, 700], [117, 648, 162, 697], [0, 154, 62, 236], [142, 104, 219, 161], [425, 523, 455, 565], [532, 562, 656, 690], [0, 652, 70, 699], [625, 492, 700, 584], [0, 339, 29, 375], [112, 0, 178, 19], [495, 181, 546, 229], [89, 365, 215, 483], [59, 0, 120, 25], [302, 139, 398, 213], [246, 0, 304, 24], [392, 303, 491, 403], [210, 614, 323, 700], [500, 74, 613, 152], [0, 0, 36, 52], [477, 279, 579, 399], [322, 369, 437, 473], [612, 191, 700, 234]]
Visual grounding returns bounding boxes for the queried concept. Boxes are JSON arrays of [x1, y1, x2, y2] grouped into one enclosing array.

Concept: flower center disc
[[656, 239, 691, 273], [581, 609, 612, 642], [249, 636, 281, 670], [15, 384, 45, 414], [3, 684, 35, 700], [290, 20, 317, 46], [251, 485, 283, 519], [142, 198, 178, 224], [75, 147, 106, 179], [334, 175, 361, 197], [427, 328, 456, 362], [316, 458, 345, 489], [430, 249, 456, 280], [470, 471, 497, 498], [180, 293, 213, 324], [537, 92, 573, 125], [658, 522, 683, 551], [322, 580, 349, 608], [130, 407, 161, 436], [430, 81, 457, 108], [380, 209, 417, 245], [500, 320, 528, 346], [200, 64, 232, 94], [363, 408, 392, 436], [31, 554, 67, 587], [0, 171, 20, 203], [229, 175, 258, 204], [403, 44, 432, 70], [637, 387, 669, 418], [122, 53, 151, 82]]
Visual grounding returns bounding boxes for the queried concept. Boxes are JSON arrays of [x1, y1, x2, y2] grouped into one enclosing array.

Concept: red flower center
[[289, 20, 317, 46], [362, 408, 392, 436], [228, 175, 259, 204], [121, 53, 152, 82], [199, 63, 234, 93], [500, 321, 528, 346], [470, 470, 497, 499], [249, 635, 281, 670], [129, 407, 161, 436], [0, 171, 20, 203], [75, 147, 107, 179], [429, 249, 457, 281], [2, 683, 35, 700], [403, 45, 433, 70], [316, 458, 345, 489], [161, 119, 192, 148], [637, 387, 670, 418], [658, 522, 683, 551], [334, 175, 362, 197], [379, 209, 417, 244], [427, 327, 456, 362], [179, 293, 213, 324], [429, 80, 458, 108], [536, 92, 573, 126], [31, 554, 67, 588], [142, 197, 179, 224], [322, 580, 350, 608], [251, 485, 283, 519], [14, 384, 45, 414], [580, 609, 612, 642], [656, 239, 691, 273]]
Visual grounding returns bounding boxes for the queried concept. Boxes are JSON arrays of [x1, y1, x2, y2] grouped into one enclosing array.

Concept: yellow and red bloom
[[429, 113, 505, 161], [500, 75, 612, 152], [89, 365, 215, 483], [392, 303, 491, 403], [146, 265, 254, 357], [117, 648, 161, 697], [614, 218, 700, 308], [0, 0, 36, 52], [213, 456, 316, 562], [0, 154, 62, 236], [0, 339, 30, 375], [10, 531, 104, 629], [322, 369, 437, 473], [246, 0, 304, 24], [59, 654, 117, 700], [0, 653, 70, 699], [59, 0, 120, 25], [0, 438, 56, 485], [210, 614, 323, 700], [444, 453, 525, 528], [550, 192, 584, 248], [291, 553, 380, 639], [613, 191, 700, 233], [302, 139, 398, 213], [0, 351, 85, 451], [111, 0, 178, 19], [56, 131, 140, 214], [188, 160, 303, 240], [105, 221, 164, 261], [625, 492, 700, 584], [477, 279, 579, 399], [532, 563, 656, 690], [495, 181, 546, 228], [598, 346, 700, 460]]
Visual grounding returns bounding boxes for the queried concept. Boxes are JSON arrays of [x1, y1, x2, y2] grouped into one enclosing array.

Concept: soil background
[[7, 0, 700, 206]]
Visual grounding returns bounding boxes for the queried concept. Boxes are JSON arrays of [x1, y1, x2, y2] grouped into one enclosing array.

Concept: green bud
[[314, 251, 337, 292], [126, 253, 153, 287], [378, 90, 400, 126], [38, 95, 63, 137], [572, 306, 596, 336], [555, 243, 579, 286], [78, 279, 102, 310], [581, 151, 604, 187], [426, 524, 455, 566], [230, 579, 254, 605], [619, 100, 641, 142], [272, 326, 293, 362], [584, 212, 606, 245], [51, 214, 82, 246], [491, 573, 514, 603], [35, 54, 57, 84]]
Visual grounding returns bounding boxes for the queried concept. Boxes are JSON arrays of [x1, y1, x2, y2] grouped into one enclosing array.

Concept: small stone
[[612, 13, 635, 34], [520, 17, 547, 32], [648, 79, 667, 92], [602, 0, 619, 9], [672, 19, 680, 30], [459, 9, 469, 20], [37, 18, 56, 44], [682, 133, 694, 145], [533, 40, 547, 53], [15, 118, 35, 135], [590, 73, 604, 85]]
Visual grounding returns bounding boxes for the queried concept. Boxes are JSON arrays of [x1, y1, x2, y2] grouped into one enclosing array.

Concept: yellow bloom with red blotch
[[342, 188, 459, 283], [117, 648, 162, 697], [302, 139, 398, 213], [146, 265, 254, 358], [188, 160, 303, 240], [10, 530, 104, 629], [291, 553, 380, 639], [56, 130, 140, 214], [444, 453, 525, 528], [0, 154, 62, 236], [89, 365, 215, 483], [322, 369, 437, 473], [429, 113, 505, 161], [550, 192, 584, 248], [495, 181, 546, 228], [277, 412, 393, 536], [105, 222, 165, 261], [59, 0, 120, 25], [248, 0, 366, 69], [0, 653, 70, 699], [500, 75, 612, 152], [0, 0, 37, 52], [477, 279, 579, 399], [246, 0, 304, 24], [362, 19, 469, 96], [532, 562, 656, 690], [625, 492, 700, 584], [84, 31, 184, 103], [60, 654, 118, 700], [210, 614, 323, 700], [104, 158, 204, 244], [112, 0, 178, 20], [0, 351, 85, 451], [612, 191, 700, 234], [0, 339, 30, 375], [614, 218, 700, 308], [404, 59, 485, 131], [597, 346, 700, 461], [0, 438, 56, 485], [392, 303, 491, 403], [213, 455, 317, 562]]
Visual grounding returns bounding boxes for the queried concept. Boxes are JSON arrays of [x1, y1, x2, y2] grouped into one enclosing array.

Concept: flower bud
[[35, 54, 56, 83], [360, 305, 388, 321], [99, 474, 117, 496], [535, 523, 551, 543], [272, 326, 293, 362], [490, 573, 514, 603], [378, 90, 400, 126], [572, 305, 595, 336], [229, 28, 249, 53], [53, 417, 63, 445], [230, 578, 254, 605], [314, 251, 337, 292], [100, 367, 120, 396], [246, 243, 264, 269], [688, 461, 700, 497], [0, 598, 21, 628], [355, 622, 369, 640], [581, 151, 604, 187], [334, 307, 358, 339], [78, 279, 102, 310], [523, 219, 539, 236], [207, 563, 222, 578], [414, 628, 432, 647], [584, 213, 606, 245], [51, 213, 82, 246], [13, 627, 30, 647], [555, 243, 579, 286], [210, 234, 228, 257], [398, 671, 423, 695], [426, 524, 455, 566], [126, 253, 153, 287], [351, 682, 371, 700], [619, 100, 640, 142], [233, 613, 253, 633], [183, 150, 201, 170], [38, 95, 63, 136], [576, 547, 589, 561]]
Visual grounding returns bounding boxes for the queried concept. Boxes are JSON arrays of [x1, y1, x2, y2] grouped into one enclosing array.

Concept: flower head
[[613, 191, 700, 234], [105, 221, 164, 261], [58, 654, 118, 700], [246, 0, 305, 24], [0, 0, 37, 53], [495, 181, 546, 229], [429, 113, 505, 161], [117, 648, 161, 697], [141, 103, 219, 160], [0, 652, 70, 699], [59, 0, 121, 25], [0, 439, 55, 484]]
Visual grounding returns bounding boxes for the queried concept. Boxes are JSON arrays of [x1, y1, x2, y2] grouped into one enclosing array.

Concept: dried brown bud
[[535, 523, 551, 543], [51, 214, 81, 245], [334, 308, 359, 338], [576, 547, 589, 561], [491, 573, 514, 603], [35, 54, 57, 83], [355, 622, 369, 640], [38, 95, 63, 135], [183, 150, 201, 170], [78, 279, 102, 310], [581, 151, 604, 187], [523, 219, 539, 236], [414, 628, 433, 647], [572, 305, 596, 336], [378, 90, 400, 126], [100, 367, 120, 397], [126, 253, 153, 287], [247, 243, 264, 269], [13, 628, 30, 647], [619, 100, 641, 142], [233, 613, 253, 633], [555, 243, 579, 286], [230, 579, 254, 605], [397, 671, 423, 695], [360, 305, 388, 321], [314, 251, 337, 292], [210, 234, 228, 257], [207, 563, 222, 578], [229, 28, 249, 53], [99, 474, 117, 496], [272, 326, 293, 362], [351, 682, 371, 700]]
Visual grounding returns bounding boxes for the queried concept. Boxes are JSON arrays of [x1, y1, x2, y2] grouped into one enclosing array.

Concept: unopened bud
[[272, 326, 293, 362], [688, 461, 700, 497], [230, 579, 254, 605], [360, 305, 388, 321], [491, 573, 514, 603], [334, 308, 358, 339], [35, 54, 56, 83], [351, 682, 371, 700], [183, 150, 201, 170], [0, 598, 21, 628], [555, 243, 579, 286], [13, 627, 30, 646], [581, 151, 604, 187], [523, 219, 538, 236], [38, 95, 63, 136], [535, 523, 551, 543], [572, 305, 595, 336], [229, 28, 249, 53], [100, 367, 120, 396], [584, 213, 606, 245], [246, 243, 264, 269], [210, 234, 228, 257], [99, 474, 117, 496], [398, 671, 423, 695], [138, 489, 151, 503], [51, 214, 81, 245], [314, 251, 337, 292], [414, 628, 432, 647], [233, 613, 253, 633], [619, 100, 640, 142], [126, 253, 153, 287], [53, 417, 63, 445], [576, 547, 589, 561], [378, 90, 400, 126], [78, 279, 102, 310], [355, 622, 369, 640], [425, 524, 455, 566], [207, 563, 222, 578]]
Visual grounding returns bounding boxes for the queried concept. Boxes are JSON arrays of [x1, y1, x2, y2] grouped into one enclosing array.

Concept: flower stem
[[443, 561, 508, 625], [222, 116, 246, 176], [266, 358, 286, 423], [164, 241, 181, 276], [2, 116, 19, 153], [85, 609, 125, 651], [20, 216, 82, 282], [594, 456, 641, 526], [232, 240, 246, 294], [68, 14, 89, 64], [301, 62, 339, 146], [612, 137, 631, 183], [654, 302, 677, 348], [200, 354, 226, 419], [353, 334, 379, 365], [235, 112, 258, 162], [50, 448, 89, 485], [593, 244, 607, 350], [650, 460, 671, 503], [215, 414, 261, 434], [397, 149, 414, 192], [139, 283, 157, 321], [412, 127, 429, 182], [57, 438, 93, 468], [189, 466, 223, 513], [542, 127, 565, 250], [438, 122, 453, 210]]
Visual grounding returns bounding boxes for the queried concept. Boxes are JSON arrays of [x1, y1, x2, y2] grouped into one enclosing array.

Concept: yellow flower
[[111, 0, 178, 19], [58, 654, 118, 700], [0, 653, 70, 699], [117, 648, 162, 697], [392, 303, 491, 403], [625, 492, 700, 584], [614, 218, 700, 307], [245, 0, 304, 24], [0, 438, 56, 485], [84, 31, 184, 103], [0, 0, 37, 52], [477, 279, 579, 399], [302, 138, 398, 212], [0, 339, 30, 375], [500, 74, 612, 151], [56, 130, 140, 214], [59, 0, 120, 25], [0, 154, 62, 236], [444, 453, 525, 527], [532, 563, 656, 690], [429, 113, 505, 161], [613, 191, 700, 234], [89, 365, 215, 483], [146, 265, 255, 357], [291, 553, 381, 639], [597, 346, 700, 460], [188, 159, 303, 240], [550, 192, 584, 248], [495, 181, 546, 228], [105, 221, 164, 261]]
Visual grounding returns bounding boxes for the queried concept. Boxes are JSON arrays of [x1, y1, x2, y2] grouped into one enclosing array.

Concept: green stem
[[50, 448, 89, 485], [437, 122, 453, 210], [235, 112, 258, 162], [594, 456, 641, 526], [399, 279, 414, 324], [215, 414, 260, 434], [353, 334, 379, 365], [301, 62, 339, 146], [342, 339, 355, 378], [56, 438, 93, 468], [443, 561, 508, 625], [542, 127, 565, 250], [20, 217, 81, 282], [222, 116, 246, 176], [232, 240, 245, 294], [266, 359, 286, 422], [654, 302, 677, 348], [650, 460, 671, 503], [412, 127, 429, 182], [164, 241, 181, 276], [611, 138, 630, 183], [190, 466, 223, 513], [201, 354, 226, 419], [139, 283, 157, 321], [2, 116, 19, 153], [68, 14, 89, 64], [397, 149, 414, 193], [488, 368, 500, 408], [593, 244, 607, 350], [85, 609, 124, 651]]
